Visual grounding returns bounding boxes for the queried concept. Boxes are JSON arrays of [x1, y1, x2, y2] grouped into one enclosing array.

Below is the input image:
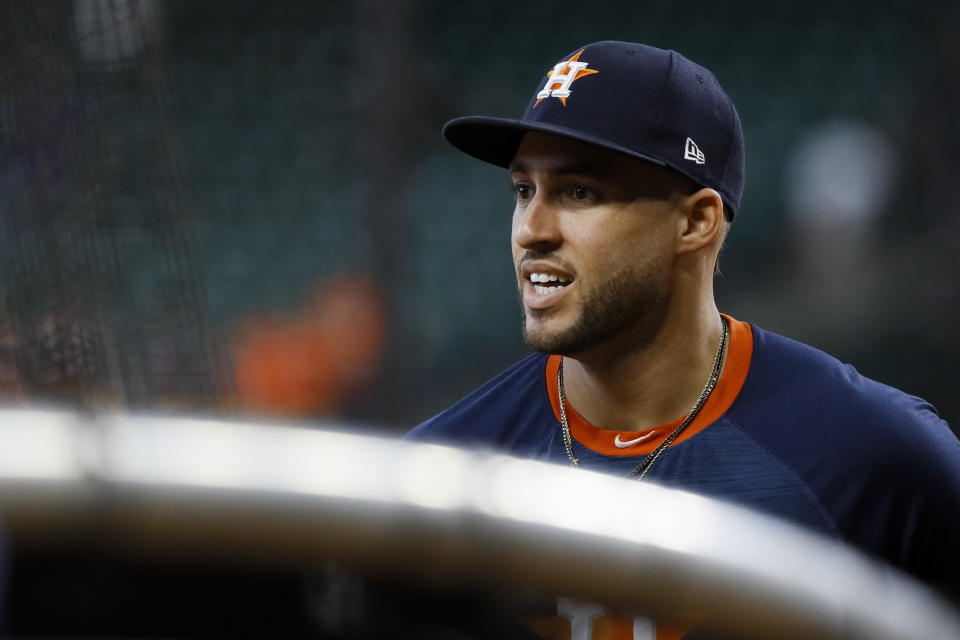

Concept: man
[[407, 40, 960, 632]]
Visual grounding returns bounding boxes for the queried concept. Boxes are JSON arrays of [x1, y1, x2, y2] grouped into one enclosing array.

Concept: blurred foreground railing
[[0, 407, 958, 639]]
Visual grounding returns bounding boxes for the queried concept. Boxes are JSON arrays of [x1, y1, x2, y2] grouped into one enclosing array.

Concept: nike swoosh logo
[[614, 432, 656, 448]]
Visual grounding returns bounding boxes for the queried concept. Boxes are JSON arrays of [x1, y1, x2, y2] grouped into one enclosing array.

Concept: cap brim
[[442, 116, 667, 170]]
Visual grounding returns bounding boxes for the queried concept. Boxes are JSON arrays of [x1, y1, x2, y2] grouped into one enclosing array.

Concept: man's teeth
[[529, 272, 571, 295], [529, 272, 571, 283]]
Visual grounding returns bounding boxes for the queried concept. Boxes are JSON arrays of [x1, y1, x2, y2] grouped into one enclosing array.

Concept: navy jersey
[[408, 316, 960, 595]]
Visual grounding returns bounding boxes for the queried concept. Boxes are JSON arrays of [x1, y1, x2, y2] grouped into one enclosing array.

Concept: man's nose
[[514, 195, 562, 251]]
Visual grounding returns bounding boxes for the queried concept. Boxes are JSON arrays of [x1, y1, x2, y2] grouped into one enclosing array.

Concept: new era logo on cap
[[684, 137, 705, 165]]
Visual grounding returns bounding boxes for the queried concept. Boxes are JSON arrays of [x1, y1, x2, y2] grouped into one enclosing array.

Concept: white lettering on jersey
[[557, 597, 656, 639]]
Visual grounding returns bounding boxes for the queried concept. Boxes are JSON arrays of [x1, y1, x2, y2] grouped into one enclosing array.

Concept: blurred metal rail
[[0, 407, 958, 639]]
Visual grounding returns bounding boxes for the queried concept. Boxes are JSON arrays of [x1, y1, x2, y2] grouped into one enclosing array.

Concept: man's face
[[510, 132, 686, 355]]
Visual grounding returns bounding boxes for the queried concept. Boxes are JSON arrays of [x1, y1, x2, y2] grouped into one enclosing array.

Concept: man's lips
[[523, 279, 573, 310]]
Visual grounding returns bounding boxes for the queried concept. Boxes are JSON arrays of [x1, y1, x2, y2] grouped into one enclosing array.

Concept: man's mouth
[[528, 271, 573, 295]]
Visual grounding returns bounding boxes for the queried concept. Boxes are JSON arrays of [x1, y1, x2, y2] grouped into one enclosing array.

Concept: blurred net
[[0, 0, 226, 408]]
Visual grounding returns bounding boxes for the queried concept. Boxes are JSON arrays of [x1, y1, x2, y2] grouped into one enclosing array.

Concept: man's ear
[[677, 188, 725, 254]]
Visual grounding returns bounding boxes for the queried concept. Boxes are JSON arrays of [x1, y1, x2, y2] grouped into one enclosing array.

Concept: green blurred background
[[1, 0, 958, 433]]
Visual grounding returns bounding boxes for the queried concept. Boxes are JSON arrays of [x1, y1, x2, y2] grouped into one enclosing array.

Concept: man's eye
[[572, 185, 589, 200], [513, 184, 531, 199]]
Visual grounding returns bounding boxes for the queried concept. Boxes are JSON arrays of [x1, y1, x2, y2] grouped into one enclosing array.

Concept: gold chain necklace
[[557, 317, 728, 479]]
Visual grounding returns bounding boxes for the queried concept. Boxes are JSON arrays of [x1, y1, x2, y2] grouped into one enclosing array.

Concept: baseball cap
[[442, 40, 745, 218]]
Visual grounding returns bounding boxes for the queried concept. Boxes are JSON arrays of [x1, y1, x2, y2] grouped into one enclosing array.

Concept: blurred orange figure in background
[[232, 275, 386, 416]]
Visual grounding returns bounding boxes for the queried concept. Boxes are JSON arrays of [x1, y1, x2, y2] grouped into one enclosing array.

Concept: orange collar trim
[[545, 314, 753, 456]]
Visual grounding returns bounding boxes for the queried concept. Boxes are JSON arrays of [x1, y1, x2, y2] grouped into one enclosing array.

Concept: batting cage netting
[[1, 0, 226, 409]]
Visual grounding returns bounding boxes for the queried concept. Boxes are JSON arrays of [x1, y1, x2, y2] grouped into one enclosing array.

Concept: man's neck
[[560, 305, 725, 432]]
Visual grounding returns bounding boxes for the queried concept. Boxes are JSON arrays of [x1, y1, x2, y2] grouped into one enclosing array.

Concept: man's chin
[[522, 323, 588, 356]]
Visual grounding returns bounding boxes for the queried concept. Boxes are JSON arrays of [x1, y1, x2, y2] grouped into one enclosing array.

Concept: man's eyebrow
[[508, 160, 602, 177]]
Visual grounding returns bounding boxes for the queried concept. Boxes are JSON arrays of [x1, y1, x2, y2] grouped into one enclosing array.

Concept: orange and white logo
[[534, 49, 599, 108]]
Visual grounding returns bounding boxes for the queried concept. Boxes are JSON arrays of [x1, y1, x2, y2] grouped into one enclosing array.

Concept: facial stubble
[[519, 255, 666, 355]]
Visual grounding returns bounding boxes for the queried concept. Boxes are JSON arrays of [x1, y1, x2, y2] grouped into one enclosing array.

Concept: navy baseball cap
[[443, 40, 745, 218]]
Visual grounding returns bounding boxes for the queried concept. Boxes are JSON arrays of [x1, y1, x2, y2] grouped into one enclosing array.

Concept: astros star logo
[[534, 49, 599, 108]]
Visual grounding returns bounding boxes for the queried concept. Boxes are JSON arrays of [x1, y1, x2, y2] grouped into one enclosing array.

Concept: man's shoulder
[[405, 353, 554, 449], [746, 324, 943, 424], [739, 323, 957, 478]]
